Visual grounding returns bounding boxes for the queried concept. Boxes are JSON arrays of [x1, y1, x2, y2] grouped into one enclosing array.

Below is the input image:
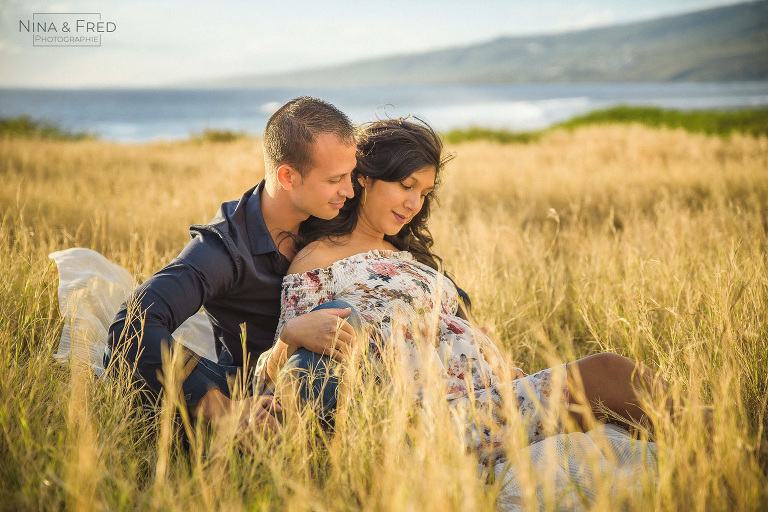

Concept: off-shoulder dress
[[270, 249, 570, 457]]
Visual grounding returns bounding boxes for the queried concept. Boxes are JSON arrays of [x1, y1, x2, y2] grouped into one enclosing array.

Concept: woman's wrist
[[266, 340, 291, 382], [279, 320, 301, 350], [265, 349, 281, 383]]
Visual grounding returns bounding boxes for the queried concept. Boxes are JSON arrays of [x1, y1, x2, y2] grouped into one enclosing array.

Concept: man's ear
[[276, 164, 299, 190]]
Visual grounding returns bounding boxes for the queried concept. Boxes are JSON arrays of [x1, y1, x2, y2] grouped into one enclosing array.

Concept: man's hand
[[235, 395, 282, 436], [194, 388, 281, 438], [280, 308, 357, 362]]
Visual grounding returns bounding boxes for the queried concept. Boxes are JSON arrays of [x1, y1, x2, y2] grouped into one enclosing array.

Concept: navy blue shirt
[[107, 180, 290, 405]]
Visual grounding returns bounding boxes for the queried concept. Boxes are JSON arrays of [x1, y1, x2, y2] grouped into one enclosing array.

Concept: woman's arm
[[265, 339, 293, 384]]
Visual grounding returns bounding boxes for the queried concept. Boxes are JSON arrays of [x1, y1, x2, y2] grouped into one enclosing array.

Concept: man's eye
[[400, 183, 412, 190], [329, 178, 341, 184]]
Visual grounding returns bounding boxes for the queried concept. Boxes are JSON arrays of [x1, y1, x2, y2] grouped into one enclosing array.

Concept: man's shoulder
[[175, 226, 238, 272], [187, 184, 263, 273], [191, 192, 249, 237]]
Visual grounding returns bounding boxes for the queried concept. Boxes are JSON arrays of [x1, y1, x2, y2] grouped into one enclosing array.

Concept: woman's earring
[[362, 187, 367, 206]]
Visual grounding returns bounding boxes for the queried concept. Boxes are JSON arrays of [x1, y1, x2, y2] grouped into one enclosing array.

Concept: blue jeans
[[275, 300, 363, 425], [190, 300, 361, 424]]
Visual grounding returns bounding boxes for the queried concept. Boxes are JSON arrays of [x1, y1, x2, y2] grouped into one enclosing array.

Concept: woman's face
[[359, 166, 437, 237]]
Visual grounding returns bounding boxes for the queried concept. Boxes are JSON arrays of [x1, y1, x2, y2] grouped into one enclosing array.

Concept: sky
[[0, 0, 749, 88]]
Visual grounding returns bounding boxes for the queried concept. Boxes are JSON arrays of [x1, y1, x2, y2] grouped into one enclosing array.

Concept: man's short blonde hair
[[263, 97, 355, 178]]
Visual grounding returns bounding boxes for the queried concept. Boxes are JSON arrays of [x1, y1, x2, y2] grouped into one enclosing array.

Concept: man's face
[[291, 133, 357, 220]]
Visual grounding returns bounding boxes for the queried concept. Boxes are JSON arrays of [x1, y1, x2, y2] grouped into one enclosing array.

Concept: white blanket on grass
[[492, 423, 657, 510], [50, 247, 658, 510], [50, 247, 217, 378]]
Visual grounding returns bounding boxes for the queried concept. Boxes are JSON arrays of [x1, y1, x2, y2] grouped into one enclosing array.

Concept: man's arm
[[107, 231, 238, 407]]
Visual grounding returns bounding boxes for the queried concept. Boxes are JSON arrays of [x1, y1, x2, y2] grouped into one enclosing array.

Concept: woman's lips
[[329, 201, 345, 210], [393, 212, 407, 224]]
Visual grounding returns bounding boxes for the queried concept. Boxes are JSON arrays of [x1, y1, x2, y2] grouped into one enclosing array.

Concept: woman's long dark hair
[[297, 116, 454, 270]]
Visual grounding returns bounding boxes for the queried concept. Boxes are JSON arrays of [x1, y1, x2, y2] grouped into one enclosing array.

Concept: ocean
[[1, 82, 766, 142]]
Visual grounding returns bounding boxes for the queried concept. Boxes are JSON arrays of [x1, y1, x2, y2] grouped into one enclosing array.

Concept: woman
[[264, 117, 672, 456]]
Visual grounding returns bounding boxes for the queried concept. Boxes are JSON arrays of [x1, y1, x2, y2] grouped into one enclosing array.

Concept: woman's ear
[[358, 175, 372, 188]]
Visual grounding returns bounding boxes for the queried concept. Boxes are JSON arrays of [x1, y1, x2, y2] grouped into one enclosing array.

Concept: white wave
[[260, 101, 283, 115], [414, 97, 594, 131]]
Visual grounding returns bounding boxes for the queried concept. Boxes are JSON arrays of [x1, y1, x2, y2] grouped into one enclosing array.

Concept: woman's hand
[[510, 366, 528, 380], [280, 308, 357, 362], [265, 308, 357, 384]]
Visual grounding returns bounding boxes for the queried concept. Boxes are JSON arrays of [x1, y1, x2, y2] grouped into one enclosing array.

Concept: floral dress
[[272, 250, 570, 460]]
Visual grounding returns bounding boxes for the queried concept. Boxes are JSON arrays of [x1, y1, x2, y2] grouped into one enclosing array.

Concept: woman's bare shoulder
[[287, 240, 342, 275]]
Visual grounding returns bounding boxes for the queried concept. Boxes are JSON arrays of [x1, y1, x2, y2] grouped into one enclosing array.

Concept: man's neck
[[260, 182, 308, 259]]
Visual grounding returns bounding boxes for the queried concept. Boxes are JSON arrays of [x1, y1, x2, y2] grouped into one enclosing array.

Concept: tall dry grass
[[1, 124, 766, 510]]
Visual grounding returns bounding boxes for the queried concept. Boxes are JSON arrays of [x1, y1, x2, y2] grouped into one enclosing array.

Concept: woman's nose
[[404, 191, 420, 209]]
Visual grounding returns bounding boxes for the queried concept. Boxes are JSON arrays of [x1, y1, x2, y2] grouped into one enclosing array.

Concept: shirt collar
[[245, 180, 279, 256]]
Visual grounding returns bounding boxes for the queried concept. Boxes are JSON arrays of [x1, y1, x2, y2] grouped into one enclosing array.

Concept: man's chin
[[312, 209, 341, 221]]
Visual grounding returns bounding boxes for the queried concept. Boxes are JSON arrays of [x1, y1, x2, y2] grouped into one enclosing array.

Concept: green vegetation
[[7, 106, 766, 146], [189, 128, 251, 143], [445, 106, 768, 144], [0, 115, 93, 140], [556, 106, 768, 137], [444, 126, 543, 145], [0, 116, 256, 143]]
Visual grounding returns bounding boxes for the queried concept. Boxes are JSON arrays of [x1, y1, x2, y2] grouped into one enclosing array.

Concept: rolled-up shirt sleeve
[[107, 230, 238, 406]]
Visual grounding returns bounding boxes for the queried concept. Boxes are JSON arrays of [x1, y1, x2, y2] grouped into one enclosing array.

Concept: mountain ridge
[[193, 1, 768, 87]]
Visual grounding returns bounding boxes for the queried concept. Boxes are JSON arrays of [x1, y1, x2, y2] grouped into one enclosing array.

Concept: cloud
[[0, 0, 22, 27], [48, 3, 75, 12], [2, 43, 24, 55], [551, 8, 618, 33]]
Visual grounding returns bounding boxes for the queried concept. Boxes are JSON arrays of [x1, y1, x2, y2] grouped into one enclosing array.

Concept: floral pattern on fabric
[[457, 364, 571, 463]]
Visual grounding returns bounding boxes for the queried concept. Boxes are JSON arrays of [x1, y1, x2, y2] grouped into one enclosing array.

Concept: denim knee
[[311, 299, 363, 333], [280, 347, 339, 422]]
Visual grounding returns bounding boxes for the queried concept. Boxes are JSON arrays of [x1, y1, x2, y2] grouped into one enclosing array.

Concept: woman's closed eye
[[401, 182, 429, 197]]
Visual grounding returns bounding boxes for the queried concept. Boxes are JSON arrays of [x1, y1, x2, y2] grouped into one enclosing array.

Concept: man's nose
[[340, 174, 354, 198]]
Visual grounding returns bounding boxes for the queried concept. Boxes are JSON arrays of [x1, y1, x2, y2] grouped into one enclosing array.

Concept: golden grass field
[[1, 124, 767, 510]]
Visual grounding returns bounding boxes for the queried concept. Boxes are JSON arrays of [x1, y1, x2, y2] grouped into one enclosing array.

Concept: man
[[107, 97, 359, 435]]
